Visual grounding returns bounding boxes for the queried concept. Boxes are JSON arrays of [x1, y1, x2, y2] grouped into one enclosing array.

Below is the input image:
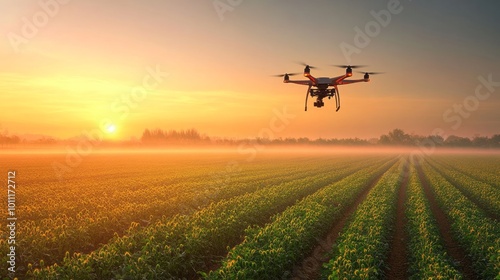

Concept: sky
[[1, 0, 499, 140]]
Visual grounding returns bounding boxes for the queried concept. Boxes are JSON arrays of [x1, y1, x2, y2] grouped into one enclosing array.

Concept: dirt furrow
[[415, 164, 476, 279], [385, 162, 410, 279], [428, 161, 499, 221], [290, 160, 397, 280]]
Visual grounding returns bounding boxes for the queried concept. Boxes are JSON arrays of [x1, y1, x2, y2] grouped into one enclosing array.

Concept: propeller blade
[[356, 71, 385, 75], [333, 65, 367, 69], [296, 62, 317, 69], [271, 73, 300, 77]]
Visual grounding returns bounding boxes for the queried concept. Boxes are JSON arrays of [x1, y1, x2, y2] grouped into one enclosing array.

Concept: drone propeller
[[271, 73, 301, 77], [333, 65, 367, 69], [357, 71, 385, 75], [296, 62, 318, 69]]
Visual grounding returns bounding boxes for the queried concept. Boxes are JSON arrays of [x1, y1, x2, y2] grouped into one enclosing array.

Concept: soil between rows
[[290, 159, 398, 279], [428, 160, 499, 222], [203, 159, 386, 275], [416, 164, 477, 279], [385, 162, 410, 280]]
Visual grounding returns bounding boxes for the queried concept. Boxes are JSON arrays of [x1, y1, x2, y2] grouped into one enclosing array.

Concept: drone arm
[[304, 74, 317, 86], [333, 74, 350, 85], [287, 80, 312, 85], [338, 79, 369, 85]]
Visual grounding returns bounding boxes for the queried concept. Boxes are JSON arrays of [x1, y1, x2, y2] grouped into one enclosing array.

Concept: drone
[[273, 63, 383, 112]]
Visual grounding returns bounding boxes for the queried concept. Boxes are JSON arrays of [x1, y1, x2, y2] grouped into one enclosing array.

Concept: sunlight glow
[[106, 124, 117, 134]]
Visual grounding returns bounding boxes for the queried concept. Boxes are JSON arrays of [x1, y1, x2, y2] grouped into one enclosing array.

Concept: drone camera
[[314, 100, 324, 108]]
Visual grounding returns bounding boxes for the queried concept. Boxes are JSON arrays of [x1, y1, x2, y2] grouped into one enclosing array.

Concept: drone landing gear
[[304, 84, 311, 111], [334, 86, 340, 112], [304, 87, 341, 112]]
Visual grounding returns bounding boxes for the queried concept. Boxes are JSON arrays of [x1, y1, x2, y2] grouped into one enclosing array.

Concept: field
[[0, 149, 499, 279]]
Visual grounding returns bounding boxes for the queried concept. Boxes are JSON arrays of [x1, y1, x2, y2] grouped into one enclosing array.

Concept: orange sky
[[1, 1, 499, 140]]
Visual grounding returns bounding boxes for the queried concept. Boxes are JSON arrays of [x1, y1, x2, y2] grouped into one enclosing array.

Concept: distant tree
[[413, 134, 444, 147], [256, 137, 271, 145], [154, 129, 165, 140], [340, 137, 369, 145], [490, 134, 500, 147], [379, 129, 412, 145], [297, 137, 310, 144], [183, 128, 202, 140], [35, 137, 56, 145], [472, 136, 490, 148], [379, 134, 391, 145], [314, 138, 328, 145], [0, 134, 21, 146], [169, 130, 179, 139], [271, 137, 283, 145], [141, 129, 152, 142], [427, 135, 445, 146], [444, 135, 472, 147], [389, 129, 412, 145], [141, 128, 208, 144]]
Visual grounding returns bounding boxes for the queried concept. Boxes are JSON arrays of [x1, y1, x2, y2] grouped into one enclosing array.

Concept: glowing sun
[[106, 124, 117, 134]]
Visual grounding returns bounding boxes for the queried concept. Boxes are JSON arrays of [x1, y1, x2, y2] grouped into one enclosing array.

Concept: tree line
[[378, 128, 500, 148], [1, 128, 499, 148], [0, 135, 21, 146], [141, 128, 210, 144], [139, 128, 500, 148]]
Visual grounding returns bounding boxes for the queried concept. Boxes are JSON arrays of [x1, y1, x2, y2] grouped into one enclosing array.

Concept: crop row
[[321, 159, 403, 279], [405, 164, 462, 279], [28, 157, 389, 279], [3, 155, 358, 275], [206, 158, 397, 279], [427, 158, 500, 218], [422, 161, 500, 279], [1, 160, 324, 274], [432, 155, 500, 189]]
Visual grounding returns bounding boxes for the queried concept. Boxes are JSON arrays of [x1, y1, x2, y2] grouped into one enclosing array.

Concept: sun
[[105, 124, 117, 134]]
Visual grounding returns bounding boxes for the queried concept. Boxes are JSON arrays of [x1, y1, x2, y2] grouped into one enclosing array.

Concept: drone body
[[275, 64, 382, 112]]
